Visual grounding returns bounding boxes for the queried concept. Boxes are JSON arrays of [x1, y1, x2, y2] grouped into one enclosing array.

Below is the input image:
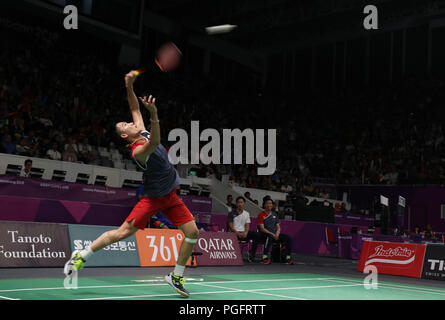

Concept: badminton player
[[64, 70, 199, 297]]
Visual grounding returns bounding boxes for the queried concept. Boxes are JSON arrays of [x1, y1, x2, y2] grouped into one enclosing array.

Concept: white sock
[[79, 247, 94, 260], [262, 254, 268, 259], [286, 255, 291, 260], [173, 264, 185, 277]]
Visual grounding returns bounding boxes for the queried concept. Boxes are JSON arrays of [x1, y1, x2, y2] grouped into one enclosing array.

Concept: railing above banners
[[0, 153, 202, 189]]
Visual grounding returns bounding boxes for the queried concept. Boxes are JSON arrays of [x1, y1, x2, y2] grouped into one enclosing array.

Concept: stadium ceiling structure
[[147, 0, 445, 54]]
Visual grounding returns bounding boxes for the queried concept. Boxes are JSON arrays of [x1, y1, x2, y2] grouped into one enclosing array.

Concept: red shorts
[[125, 188, 195, 229]]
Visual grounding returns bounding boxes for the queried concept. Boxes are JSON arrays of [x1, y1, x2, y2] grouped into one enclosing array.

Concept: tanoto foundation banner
[[0, 221, 71, 267]]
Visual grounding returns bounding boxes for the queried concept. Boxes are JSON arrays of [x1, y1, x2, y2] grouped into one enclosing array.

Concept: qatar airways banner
[[195, 232, 243, 266], [0, 176, 212, 214], [357, 241, 426, 278]]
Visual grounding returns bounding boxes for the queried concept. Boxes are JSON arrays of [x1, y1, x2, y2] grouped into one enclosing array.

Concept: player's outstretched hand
[[138, 95, 157, 114], [125, 71, 137, 88]]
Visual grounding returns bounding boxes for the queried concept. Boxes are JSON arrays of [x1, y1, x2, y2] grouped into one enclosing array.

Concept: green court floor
[[0, 272, 444, 300]]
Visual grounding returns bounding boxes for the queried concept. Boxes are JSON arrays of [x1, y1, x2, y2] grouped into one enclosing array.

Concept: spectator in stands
[[15, 137, 31, 156], [334, 203, 342, 213], [227, 196, 260, 262], [226, 194, 236, 211], [38, 112, 53, 128], [257, 199, 293, 265], [244, 191, 253, 202], [46, 142, 62, 161], [410, 226, 423, 241], [38, 138, 51, 159], [77, 137, 94, 163], [314, 187, 321, 198], [20, 159, 32, 178], [64, 137, 79, 155], [303, 179, 315, 196], [1, 134, 15, 154], [62, 144, 78, 163], [280, 181, 293, 193], [423, 224, 436, 240], [318, 188, 330, 199]]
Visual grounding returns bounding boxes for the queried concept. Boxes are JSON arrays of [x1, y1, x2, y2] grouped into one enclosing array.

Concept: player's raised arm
[[125, 71, 146, 131], [133, 95, 160, 163]]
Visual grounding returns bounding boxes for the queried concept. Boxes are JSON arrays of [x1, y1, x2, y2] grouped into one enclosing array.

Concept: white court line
[[76, 290, 244, 300], [77, 283, 363, 300], [0, 277, 337, 293], [0, 295, 19, 300], [195, 282, 307, 300], [250, 291, 305, 300], [321, 278, 445, 297], [250, 284, 363, 292]]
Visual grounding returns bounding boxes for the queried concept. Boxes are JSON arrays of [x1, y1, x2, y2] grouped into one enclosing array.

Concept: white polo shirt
[[227, 210, 251, 232]]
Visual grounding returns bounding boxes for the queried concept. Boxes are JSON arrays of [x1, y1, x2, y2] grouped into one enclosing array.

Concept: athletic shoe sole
[[164, 274, 190, 298], [63, 250, 79, 277]]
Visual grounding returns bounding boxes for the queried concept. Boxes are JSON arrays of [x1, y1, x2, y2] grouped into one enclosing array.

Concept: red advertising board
[[358, 241, 426, 278]]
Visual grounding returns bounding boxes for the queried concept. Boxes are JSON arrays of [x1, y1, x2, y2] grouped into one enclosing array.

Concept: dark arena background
[[1, 0, 445, 314]]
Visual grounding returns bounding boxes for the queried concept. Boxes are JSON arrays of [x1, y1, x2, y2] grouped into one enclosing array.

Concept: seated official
[[257, 199, 293, 265], [227, 196, 260, 262]]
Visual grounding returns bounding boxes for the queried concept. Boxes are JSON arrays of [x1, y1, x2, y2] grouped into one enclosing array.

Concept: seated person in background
[[244, 191, 254, 202], [227, 196, 260, 262], [62, 144, 78, 163], [334, 203, 342, 213], [46, 143, 61, 161], [78, 137, 94, 163], [1, 134, 15, 154], [150, 213, 175, 229], [423, 224, 435, 240], [410, 226, 423, 241], [20, 159, 32, 178], [318, 188, 330, 199], [226, 194, 236, 212], [340, 202, 350, 214], [262, 195, 271, 207], [258, 199, 293, 265]]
